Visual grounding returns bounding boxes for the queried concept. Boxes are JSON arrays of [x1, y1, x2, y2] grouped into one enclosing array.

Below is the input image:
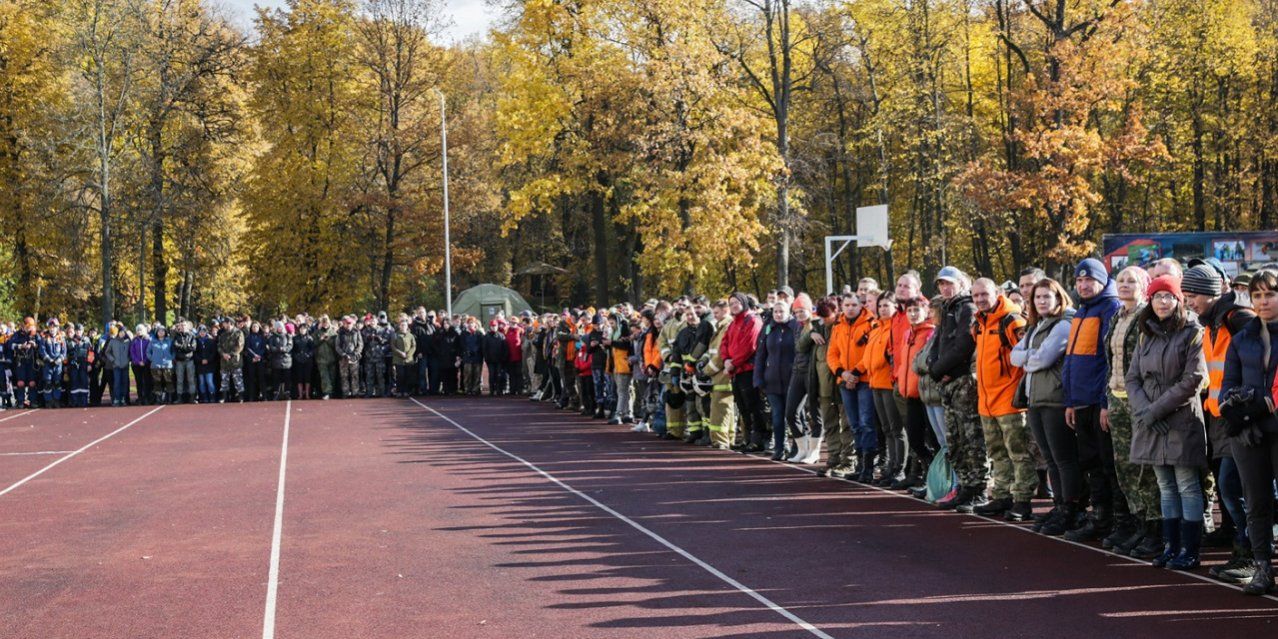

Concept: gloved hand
[[1130, 407, 1150, 431], [684, 363, 695, 376], [1238, 424, 1264, 448], [1149, 420, 1170, 436]]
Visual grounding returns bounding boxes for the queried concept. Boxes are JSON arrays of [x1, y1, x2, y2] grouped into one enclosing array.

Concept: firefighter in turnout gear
[[699, 300, 738, 449]]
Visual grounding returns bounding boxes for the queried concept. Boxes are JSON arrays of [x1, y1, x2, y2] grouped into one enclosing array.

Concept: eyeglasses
[[1151, 293, 1179, 303]]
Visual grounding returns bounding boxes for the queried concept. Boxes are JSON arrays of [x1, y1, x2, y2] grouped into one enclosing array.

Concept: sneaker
[[937, 488, 970, 511], [607, 417, 622, 425], [1211, 544, 1254, 582], [829, 464, 856, 479]]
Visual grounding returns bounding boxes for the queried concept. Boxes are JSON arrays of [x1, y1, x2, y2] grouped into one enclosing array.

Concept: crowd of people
[[5, 255, 1278, 596]]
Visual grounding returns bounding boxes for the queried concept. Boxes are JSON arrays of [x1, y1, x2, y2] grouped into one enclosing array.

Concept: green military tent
[[453, 284, 533, 324]]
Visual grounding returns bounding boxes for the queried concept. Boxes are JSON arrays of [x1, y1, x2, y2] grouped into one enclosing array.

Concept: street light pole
[[437, 88, 453, 318]]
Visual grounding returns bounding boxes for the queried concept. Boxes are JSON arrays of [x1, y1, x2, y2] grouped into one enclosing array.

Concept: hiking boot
[[1103, 516, 1138, 550], [693, 433, 712, 446], [1211, 543, 1255, 582], [973, 497, 1012, 517], [1041, 504, 1080, 537], [1129, 525, 1165, 560], [1243, 560, 1274, 596], [1032, 505, 1060, 533], [956, 491, 990, 514], [1064, 508, 1111, 542], [1113, 523, 1149, 555], [829, 464, 857, 479], [1006, 501, 1034, 522]]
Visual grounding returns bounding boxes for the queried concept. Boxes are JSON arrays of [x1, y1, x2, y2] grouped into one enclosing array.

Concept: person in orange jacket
[[857, 292, 904, 486], [970, 277, 1035, 520], [896, 295, 936, 490], [827, 292, 879, 481]]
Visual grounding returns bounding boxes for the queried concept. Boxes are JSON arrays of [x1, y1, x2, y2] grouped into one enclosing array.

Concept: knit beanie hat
[[1147, 275, 1184, 302], [791, 292, 813, 313], [1182, 264, 1223, 296], [1074, 258, 1109, 285]]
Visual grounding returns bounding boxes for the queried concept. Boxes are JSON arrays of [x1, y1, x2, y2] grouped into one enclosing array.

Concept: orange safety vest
[[1203, 321, 1234, 418]]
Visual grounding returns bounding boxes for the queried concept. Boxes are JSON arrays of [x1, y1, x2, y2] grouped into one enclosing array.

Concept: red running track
[[2, 396, 1277, 638]]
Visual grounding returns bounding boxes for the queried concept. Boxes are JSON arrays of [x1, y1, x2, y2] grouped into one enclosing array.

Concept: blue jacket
[[459, 330, 483, 364], [245, 332, 267, 363], [754, 318, 798, 395], [147, 337, 175, 369], [39, 336, 67, 365], [1220, 317, 1278, 433], [1062, 279, 1120, 408]]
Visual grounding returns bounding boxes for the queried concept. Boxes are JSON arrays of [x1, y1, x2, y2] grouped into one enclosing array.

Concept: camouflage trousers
[[340, 359, 362, 397], [220, 368, 244, 397], [363, 356, 386, 397], [707, 387, 738, 448], [941, 375, 988, 491], [981, 412, 1038, 501], [1108, 394, 1166, 522]]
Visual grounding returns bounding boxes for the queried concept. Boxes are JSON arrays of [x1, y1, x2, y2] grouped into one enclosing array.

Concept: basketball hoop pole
[[825, 236, 861, 296]]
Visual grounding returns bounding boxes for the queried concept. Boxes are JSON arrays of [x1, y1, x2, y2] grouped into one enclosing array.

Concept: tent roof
[[452, 283, 533, 318]]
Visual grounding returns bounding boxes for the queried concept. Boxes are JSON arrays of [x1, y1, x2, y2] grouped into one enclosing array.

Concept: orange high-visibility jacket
[[856, 322, 895, 390], [827, 309, 877, 378], [973, 295, 1027, 417]]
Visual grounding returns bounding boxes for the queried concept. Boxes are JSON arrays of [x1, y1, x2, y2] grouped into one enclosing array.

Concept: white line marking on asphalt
[[0, 409, 38, 423], [408, 397, 836, 639], [0, 450, 76, 456], [0, 406, 164, 498], [747, 451, 1278, 605], [262, 400, 292, 639]]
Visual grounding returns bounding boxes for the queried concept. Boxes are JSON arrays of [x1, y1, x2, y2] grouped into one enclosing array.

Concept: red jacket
[[505, 326, 523, 363], [720, 312, 762, 375]]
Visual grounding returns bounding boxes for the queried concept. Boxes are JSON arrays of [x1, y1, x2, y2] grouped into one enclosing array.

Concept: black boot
[[1152, 518, 1182, 568], [973, 497, 1013, 517], [1102, 514, 1137, 550], [1167, 520, 1202, 570], [1032, 503, 1061, 533], [1064, 507, 1111, 542], [1006, 501, 1034, 522], [1129, 520, 1165, 559], [858, 450, 877, 483], [1243, 560, 1274, 596], [1041, 503, 1079, 537], [1113, 521, 1149, 555]]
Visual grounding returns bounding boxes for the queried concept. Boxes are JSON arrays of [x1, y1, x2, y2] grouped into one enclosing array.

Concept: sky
[[218, 0, 497, 44]]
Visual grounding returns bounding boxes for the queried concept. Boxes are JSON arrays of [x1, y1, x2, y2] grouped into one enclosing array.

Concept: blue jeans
[[926, 404, 946, 447], [1154, 464, 1204, 522], [198, 373, 216, 400], [112, 367, 129, 404], [767, 392, 788, 452], [839, 383, 878, 452], [1218, 456, 1249, 543], [650, 385, 667, 435]]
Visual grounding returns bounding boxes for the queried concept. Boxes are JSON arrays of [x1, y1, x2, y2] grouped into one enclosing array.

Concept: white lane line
[[744, 452, 1278, 605], [0, 450, 76, 457], [0, 406, 164, 498], [408, 398, 836, 639], [262, 400, 292, 639], [0, 409, 39, 423]]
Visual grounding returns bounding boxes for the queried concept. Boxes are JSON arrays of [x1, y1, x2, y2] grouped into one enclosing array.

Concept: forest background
[[3, 0, 1276, 324]]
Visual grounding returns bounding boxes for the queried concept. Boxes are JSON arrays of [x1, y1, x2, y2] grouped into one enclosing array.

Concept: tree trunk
[[591, 174, 610, 306]]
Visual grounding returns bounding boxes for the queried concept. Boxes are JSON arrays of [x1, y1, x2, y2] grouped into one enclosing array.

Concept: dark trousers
[[732, 372, 766, 444], [506, 362, 524, 395], [1231, 431, 1278, 560], [1074, 404, 1125, 514], [768, 392, 788, 451], [244, 361, 266, 401], [904, 397, 935, 468], [784, 376, 819, 439], [1029, 405, 1081, 503], [131, 364, 152, 403]]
